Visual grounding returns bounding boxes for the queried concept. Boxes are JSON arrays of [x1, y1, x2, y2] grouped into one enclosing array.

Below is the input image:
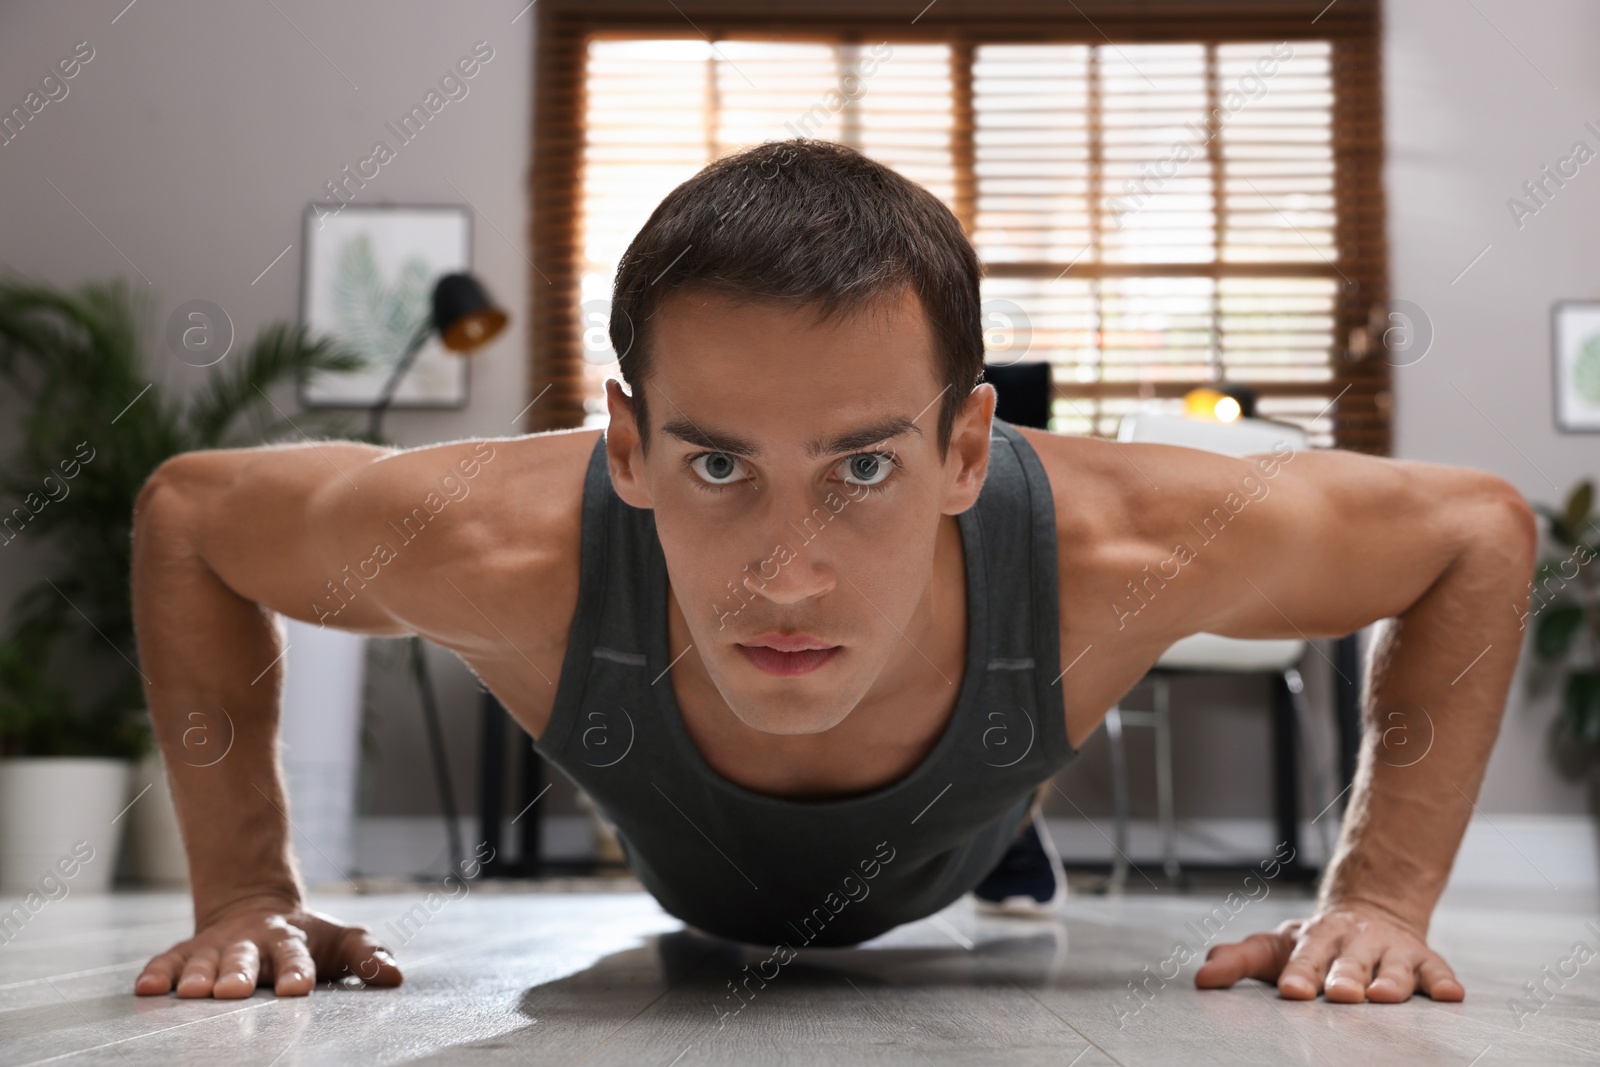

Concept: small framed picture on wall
[[299, 204, 472, 409], [1552, 300, 1600, 432]]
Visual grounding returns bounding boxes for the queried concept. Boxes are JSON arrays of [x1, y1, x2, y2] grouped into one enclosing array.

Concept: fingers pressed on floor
[[1278, 929, 1341, 1000], [1366, 953, 1420, 1003], [1323, 944, 1382, 1003], [212, 940, 263, 1000], [135, 950, 186, 995], [269, 933, 317, 997], [1195, 932, 1283, 988], [1418, 956, 1466, 1002], [342, 927, 403, 987], [176, 946, 222, 999]]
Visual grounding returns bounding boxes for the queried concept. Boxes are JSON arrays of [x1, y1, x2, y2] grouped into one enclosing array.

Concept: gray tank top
[[534, 419, 1077, 947]]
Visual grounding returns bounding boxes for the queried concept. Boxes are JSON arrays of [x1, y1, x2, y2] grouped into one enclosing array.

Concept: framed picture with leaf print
[[1552, 300, 1600, 433], [298, 203, 472, 408]]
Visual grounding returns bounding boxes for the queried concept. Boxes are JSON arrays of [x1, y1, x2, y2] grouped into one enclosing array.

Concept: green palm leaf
[[330, 235, 430, 371], [185, 321, 364, 447], [0, 272, 366, 756]]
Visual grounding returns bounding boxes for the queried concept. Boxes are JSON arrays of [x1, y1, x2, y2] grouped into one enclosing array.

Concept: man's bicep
[[1188, 448, 1494, 642], [179, 442, 413, 636]]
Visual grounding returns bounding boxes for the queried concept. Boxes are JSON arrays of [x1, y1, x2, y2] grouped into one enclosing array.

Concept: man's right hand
[[134, 895, 403, 999]]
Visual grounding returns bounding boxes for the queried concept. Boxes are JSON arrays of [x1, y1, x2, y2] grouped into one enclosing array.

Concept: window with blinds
[[531, 2, 1387, 452], [577, 39, 960, 425]]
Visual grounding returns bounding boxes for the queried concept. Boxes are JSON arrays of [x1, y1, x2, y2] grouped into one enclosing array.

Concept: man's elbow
[[1476, 474, 1538, 571], [133, 453, 215, 549], [134, 456, 180, 527]]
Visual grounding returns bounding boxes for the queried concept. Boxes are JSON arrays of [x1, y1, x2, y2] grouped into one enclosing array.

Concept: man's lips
[[742, 632, 834, 652], [736, 633, 841, 676]]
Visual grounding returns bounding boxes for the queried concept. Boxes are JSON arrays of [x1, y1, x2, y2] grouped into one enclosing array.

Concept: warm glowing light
[[1183, 387, 1245, 423], [1183, 387, 1223, 420]]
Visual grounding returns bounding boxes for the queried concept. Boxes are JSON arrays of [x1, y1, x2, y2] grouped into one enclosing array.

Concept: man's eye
[[841, 452, 894, 487], [690, 452, 745, 485]]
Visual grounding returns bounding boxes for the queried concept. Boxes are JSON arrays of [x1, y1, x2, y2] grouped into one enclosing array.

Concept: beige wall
[[0, 0, 535, 822], [0, 1, 1592, 835], [1381, 0, 1600, 816]]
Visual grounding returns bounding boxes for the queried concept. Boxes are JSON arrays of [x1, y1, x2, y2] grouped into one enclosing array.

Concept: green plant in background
[[0, 274, 364, 758], [1529, 479, 1600, 745]]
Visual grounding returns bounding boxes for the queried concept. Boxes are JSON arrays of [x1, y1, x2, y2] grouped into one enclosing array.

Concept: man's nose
[[742, 491, 837, 606], [745, 542, 835, 606]]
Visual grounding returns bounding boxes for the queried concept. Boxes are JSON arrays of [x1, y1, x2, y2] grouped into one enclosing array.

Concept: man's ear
[[604, 379, 653, 509], [941, 383, 995, 515]]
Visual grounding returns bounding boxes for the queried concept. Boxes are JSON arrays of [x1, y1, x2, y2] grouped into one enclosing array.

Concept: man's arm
[[128, 435, 530, 998], [1084, 439, 1536, 1002], [1206, 446, 1533, 1003]]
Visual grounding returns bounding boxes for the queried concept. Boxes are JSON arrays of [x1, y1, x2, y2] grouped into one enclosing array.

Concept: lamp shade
[[432, 272, 508, 353]]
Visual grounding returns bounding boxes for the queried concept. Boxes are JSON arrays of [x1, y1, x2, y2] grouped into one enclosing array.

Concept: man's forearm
[[1319, 502, 1536, 929], [132, 465, 303, 924]]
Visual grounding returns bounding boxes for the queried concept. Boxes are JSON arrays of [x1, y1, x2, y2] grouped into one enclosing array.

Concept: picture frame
[[298, 203, 472, 409], [1552, 300, 1600, 433]]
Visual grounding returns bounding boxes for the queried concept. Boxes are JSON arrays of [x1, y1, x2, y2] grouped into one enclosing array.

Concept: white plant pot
[[279, 619, 367, 887], [0, 757, 131, 893], [123, 749, 189, 887]]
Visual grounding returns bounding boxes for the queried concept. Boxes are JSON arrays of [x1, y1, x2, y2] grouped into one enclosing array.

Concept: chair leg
[[1153, 675, 1180, 884], [1284, 666, 1336, 868], [1105, 703, 1129, 896], [1270, 672, 1304, 878]]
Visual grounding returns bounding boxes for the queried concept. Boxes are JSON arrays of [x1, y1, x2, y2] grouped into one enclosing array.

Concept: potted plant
[[1527, 480, 1600, 795], [0, 614, 146, 892], [0, 274, 362, 891]]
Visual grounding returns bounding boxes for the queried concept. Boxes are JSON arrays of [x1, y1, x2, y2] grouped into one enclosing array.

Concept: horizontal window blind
[[531, 1, 1387, 452], [577, 38, 957, 425], [973, 39, 1344, 439]]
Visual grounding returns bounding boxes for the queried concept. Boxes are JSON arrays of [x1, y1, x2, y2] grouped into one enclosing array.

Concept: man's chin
[[694, 644, 877, 735], [712, 672, 860, 735], [725, 702, 857, 736]]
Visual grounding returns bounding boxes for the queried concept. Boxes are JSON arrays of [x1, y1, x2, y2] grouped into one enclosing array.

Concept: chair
[[1103, 413, 1339, 892]]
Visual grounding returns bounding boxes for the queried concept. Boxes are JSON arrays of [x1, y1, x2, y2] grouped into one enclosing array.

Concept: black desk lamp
[[366, 271, 507, 879], [368, 272, 508, 438]]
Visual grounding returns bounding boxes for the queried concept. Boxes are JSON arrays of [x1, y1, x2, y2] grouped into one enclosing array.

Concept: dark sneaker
[[971, 809, 1068, 916]]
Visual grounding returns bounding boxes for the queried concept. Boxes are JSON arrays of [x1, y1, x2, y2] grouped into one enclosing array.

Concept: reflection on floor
[[1, 877, 1596, 1066]]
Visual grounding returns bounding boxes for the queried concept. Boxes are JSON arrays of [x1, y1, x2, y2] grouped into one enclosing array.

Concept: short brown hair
[[609, 139, 983, 456]]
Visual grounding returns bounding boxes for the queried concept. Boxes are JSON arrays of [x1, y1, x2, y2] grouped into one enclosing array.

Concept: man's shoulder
[[1008, 426, 1276, 745], [317, 427, 600, 638], [1008, 427, 1155, 566], [346, 427, 599, 547], [1007, 425, 1258, 640], [426, 427, 600, 580], [367, 429, 603, 731], [1010, 424, 1292, 558]]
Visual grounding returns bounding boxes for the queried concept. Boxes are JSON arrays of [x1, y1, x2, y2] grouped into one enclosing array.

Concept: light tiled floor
[[1, 879, 1596, 1065]]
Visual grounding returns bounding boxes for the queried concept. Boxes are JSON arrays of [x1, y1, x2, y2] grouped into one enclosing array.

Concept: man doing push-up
[[129, 139, 1535, 1006]]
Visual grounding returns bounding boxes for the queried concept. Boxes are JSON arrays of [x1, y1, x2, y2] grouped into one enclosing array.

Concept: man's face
[[605, 286, 991, 736]]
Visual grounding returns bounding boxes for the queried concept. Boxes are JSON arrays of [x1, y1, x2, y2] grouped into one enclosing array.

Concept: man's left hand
[[1192, 902, 1465, 1003]]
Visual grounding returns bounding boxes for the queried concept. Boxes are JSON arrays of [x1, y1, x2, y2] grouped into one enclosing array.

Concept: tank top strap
[[535, 432, 651, 758], [977, 420, 1073, 771]]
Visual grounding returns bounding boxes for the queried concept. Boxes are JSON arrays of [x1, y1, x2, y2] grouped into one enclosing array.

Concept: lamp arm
[[367, 317, 436, 439]]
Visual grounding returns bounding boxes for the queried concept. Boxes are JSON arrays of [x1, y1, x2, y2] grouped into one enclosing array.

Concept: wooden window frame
[[528, 0, 1389, 453]]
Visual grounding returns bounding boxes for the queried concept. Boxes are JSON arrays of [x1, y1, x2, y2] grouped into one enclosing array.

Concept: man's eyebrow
[[658, 419, 761, 457], [655, 416, 923, 459], [806, 417, 922, 458]]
